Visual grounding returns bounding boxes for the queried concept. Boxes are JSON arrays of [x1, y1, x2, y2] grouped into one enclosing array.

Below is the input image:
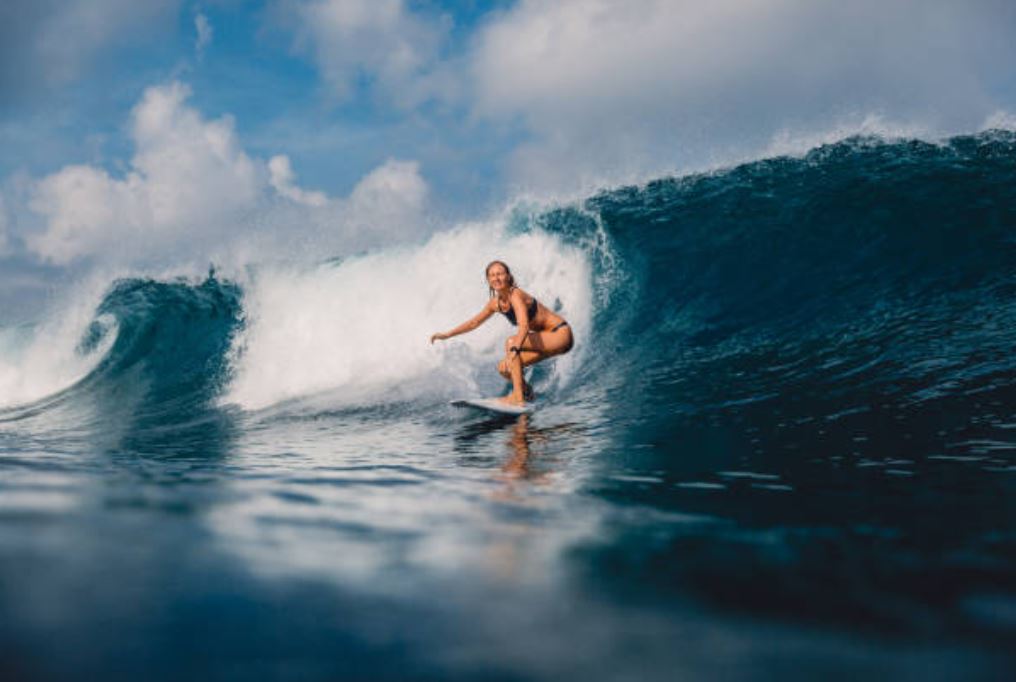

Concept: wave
[[0, 282, 115, 411], [3, 131, 1014, 427], [561, 131, 1016, 441], [223, 219, 595, 410], [0, 275, 241, 430]]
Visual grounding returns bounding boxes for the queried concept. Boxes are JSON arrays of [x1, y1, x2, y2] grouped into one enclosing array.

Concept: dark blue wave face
[[571, 132, 1016, 384], [527, 133, 1016, 422], [90, 275, 241, 401], [33, 275, 245, 457], [533, 132, 1016, 633]]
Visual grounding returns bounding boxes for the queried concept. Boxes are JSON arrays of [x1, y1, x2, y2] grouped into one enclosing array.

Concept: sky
[[1, 0, 1015, 316]]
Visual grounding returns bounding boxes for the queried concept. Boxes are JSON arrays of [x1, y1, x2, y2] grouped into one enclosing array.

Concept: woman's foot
[[498, 394, 527, 406], [498, 384, 532, 405]]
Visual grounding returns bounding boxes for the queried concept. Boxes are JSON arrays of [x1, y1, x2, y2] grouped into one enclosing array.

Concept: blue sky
[[1, 1, 520, 210], [1, 0, 1015, 314]]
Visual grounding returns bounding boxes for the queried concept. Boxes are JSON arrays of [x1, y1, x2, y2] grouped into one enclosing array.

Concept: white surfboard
[[450, 397, 535, 415]]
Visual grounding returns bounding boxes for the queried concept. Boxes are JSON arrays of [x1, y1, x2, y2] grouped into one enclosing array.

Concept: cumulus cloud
[[269, 155, 328, 207], [257, 158, 430, 260], [0, 0, 179, 105], [346, 159, 428, 237], [24, 81, 430, 265], [469, 0, 1016, 191], [28, 82, 262, 264], [279, 0, 452, 106]]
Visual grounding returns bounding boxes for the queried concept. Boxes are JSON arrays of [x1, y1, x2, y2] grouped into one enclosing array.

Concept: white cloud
[[195, 11, 213, 58], [469, 0, 1016, 192], [24, 81, 431, 266], [28, 82, 262, 264], [281, 0, 451, 106], [260, 157, 431, 260], [269, 155, 328, 207], [346, 159, 428, 238]]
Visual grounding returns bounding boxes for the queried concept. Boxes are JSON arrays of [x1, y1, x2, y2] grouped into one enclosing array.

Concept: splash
[[224, 219, 593, 410]]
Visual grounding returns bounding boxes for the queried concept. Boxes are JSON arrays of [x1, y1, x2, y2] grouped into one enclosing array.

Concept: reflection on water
[[497, 414, 583, 488], [190, 406, 602, 603], [501, 414, 538, 480], [1, 394, 1014, 681]]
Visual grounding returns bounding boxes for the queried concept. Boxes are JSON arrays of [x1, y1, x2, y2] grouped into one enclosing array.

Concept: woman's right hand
[[430, 332, 447, 344]]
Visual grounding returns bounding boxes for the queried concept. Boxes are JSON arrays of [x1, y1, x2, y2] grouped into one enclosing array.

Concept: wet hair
[[485, 260, 515, 298]]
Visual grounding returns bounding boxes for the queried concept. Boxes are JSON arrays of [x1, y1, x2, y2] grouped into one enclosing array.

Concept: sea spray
[[224, 220, 593, 410], [0, 281, 115, 409]]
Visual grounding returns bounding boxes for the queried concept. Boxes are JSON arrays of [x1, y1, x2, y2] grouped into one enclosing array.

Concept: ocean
[[2, 133, 1015, 680]]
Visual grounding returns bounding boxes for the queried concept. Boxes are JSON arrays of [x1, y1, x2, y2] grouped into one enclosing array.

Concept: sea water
[[2, 134, 1015, 680]]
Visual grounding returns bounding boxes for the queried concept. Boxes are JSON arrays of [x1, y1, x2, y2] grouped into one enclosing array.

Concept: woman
[[430, 261, 574, 405]]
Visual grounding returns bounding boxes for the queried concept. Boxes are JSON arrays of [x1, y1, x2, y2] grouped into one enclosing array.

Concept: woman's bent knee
[[559, 329, 574, 354]]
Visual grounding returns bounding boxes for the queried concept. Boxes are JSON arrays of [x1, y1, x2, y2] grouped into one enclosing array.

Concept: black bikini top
[[498, 290, 538, 326]]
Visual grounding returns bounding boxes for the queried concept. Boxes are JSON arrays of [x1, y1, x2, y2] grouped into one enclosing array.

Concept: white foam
[[223, 220, 592, 411], [0, 280, 116, 409], [982, 110, 1016, 132], [763, 114, 933, 159]]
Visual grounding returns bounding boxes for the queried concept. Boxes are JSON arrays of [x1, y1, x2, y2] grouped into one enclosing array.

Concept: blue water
[[2, 133, 1015, 680]]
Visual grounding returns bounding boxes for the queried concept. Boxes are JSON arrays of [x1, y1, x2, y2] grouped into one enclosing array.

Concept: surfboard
[[450, 398, 535, 415]]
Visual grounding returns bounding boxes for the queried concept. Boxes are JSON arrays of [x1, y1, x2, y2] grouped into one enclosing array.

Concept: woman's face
[[487, 264, 510, 292]]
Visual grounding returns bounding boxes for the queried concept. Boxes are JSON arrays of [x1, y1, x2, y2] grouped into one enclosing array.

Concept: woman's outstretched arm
[[431, 302, 495, 344]]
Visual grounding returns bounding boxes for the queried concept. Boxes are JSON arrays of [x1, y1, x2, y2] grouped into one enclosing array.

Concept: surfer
[[430, 260, 574, 405]]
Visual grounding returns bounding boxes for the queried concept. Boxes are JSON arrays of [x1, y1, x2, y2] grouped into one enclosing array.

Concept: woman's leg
[[497, 337, 529, 403], [497, 326, 574, 404], [516, 325, 574, 367]]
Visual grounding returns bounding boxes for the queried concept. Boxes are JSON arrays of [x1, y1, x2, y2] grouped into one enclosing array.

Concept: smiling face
[[486, 261, 513, 294]]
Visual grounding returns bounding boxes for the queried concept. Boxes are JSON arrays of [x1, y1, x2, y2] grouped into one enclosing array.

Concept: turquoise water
[[2, 134, 1015, 680]]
